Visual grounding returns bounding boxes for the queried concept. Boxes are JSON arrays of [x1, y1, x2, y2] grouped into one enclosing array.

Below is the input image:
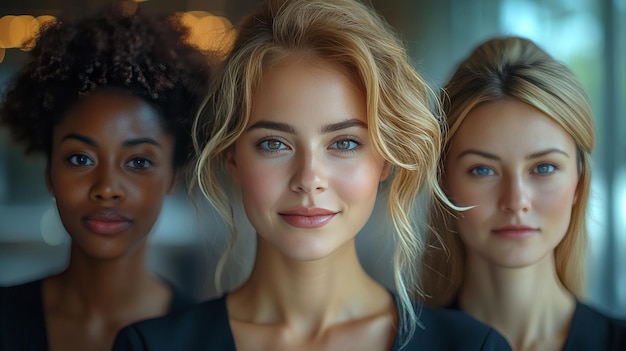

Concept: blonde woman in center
[[113, 1, 511, 350]]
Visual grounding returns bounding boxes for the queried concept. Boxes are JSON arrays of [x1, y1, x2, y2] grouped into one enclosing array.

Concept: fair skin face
[[444, 98, 579, 351], [225, 55, 396, 351], [43, 90, 177, 351]]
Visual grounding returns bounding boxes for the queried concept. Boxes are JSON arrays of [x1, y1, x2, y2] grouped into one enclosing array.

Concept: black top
[[562, 302, 626, 350], [448, 299, 626, 350], [0, 278, 195, 351], [113, 294, 512, 350]]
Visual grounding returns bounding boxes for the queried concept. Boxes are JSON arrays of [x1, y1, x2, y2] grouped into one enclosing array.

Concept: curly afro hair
[[0, 1, 212, 170]]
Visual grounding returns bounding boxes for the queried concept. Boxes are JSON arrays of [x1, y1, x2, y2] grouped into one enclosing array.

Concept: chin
[[489, 252, 549, 269], [72, 238, 143, 262], [278, 240, 343, 262], [282, 247, 335, 262]]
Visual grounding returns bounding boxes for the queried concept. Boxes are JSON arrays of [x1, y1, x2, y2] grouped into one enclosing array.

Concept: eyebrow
[[246, 121, 295, 133], [321, 119, 367, 133], [61, 133, 162, 148], [246, 118, 367, 134], [456, 148, 570, 160], [122, 137, 162, 148]]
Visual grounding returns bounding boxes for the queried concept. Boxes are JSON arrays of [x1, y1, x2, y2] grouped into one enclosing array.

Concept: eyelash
[[126, 157, 154, 170], [468, 165, 494, 177], [468, 163, 559, 177], [533, 163, 558, 175], [256, 136, 289, 154], [65, 154, 154, 170], [329, 136, 362, 154], [254, 135, 363, 155], [67, 154, 94, 166]]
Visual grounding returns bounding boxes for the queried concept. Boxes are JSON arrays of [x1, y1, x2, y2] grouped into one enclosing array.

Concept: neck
[[229, 235, 392, 331], [460, 253, 575, 350], [47, 240, 158, 314]]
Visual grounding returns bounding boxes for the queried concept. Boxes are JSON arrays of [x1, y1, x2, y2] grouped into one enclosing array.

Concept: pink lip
[[279, 207, 338, 229], [491, 225, 538, 239], [82, 209, 132, 235]]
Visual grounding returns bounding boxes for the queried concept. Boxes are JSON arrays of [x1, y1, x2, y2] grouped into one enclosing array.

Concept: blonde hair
[[192, 0, 447, 344], [422, 36, 595, 306]]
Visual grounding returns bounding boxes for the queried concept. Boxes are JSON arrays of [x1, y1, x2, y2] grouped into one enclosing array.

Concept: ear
[[225, 146, 240, 183], [379, 161, 391, 182]]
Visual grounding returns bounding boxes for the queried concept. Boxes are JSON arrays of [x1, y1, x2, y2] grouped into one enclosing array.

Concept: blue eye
[[330, 139, 360, 152], [68, 154, 94, 166], [333, 139, 359, 150], [127, 158, 153, 169], [258, 139, 288, 152], [534, 163, 556, 174], [470, 166, 494, 176]]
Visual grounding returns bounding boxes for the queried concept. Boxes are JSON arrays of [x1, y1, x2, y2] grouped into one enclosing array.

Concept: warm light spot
[[180, 12, 199, 30], [0, 15, 16, 49], [8, 15, 35, 48], [213, 15, 232, 29], [179, 11, 235, 56], [186, 11, 212, 19], [219, 27, 237, 55], [20, 16, 40, 50], [194, 15, 228, 51], [0, 14, 57, 61], [36, 15, 57, 26]]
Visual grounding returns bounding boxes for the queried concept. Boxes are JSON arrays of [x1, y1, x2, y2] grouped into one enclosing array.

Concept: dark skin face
[[46, 90, 177, 261]]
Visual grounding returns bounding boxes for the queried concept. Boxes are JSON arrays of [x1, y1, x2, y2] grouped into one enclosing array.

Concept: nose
[[90, 163, 125, 201], [499, 174, 531, 214], [289, 150, 328, 195]]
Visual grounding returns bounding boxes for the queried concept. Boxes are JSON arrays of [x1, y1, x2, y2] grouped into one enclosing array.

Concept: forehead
[[56, 91, 166, 136], [260, 53, 357, 91], [249, 54, 366, 125], [450, 99, 575, 154]]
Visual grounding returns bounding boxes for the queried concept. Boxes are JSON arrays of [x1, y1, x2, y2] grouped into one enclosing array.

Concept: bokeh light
[[0, 10, 235, 63]]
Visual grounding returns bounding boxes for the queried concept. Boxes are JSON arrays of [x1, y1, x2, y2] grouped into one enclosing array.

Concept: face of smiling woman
[[227, 56, 389, 262], [444, 99, 580, 269], [47, 90, 176, 260]]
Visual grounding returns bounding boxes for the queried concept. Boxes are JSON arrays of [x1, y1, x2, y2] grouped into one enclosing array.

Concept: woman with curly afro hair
[[0, 1, 212, 350]]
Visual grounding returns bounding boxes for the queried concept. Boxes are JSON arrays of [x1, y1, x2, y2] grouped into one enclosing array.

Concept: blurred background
[[0, 0, 624, 318]]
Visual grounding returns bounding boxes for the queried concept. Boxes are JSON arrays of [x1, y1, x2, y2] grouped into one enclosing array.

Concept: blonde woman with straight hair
[[113, 0, 510, 350], [422, 36, 626, 350]]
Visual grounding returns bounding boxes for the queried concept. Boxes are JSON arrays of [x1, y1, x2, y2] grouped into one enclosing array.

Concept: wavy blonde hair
[[421, 36, 595, 306], [192, 0, 448, 344]]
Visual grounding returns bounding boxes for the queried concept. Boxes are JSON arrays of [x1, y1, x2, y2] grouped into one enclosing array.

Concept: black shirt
[[0, 278, 195, 351], [113, 294, 512, 350], [561, 302, 626, 350], [448, 299, 626, 350]]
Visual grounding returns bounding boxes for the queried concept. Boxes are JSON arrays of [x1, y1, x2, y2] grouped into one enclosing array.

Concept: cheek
[[236, 161, 283, 207], [135, 178, 172, 207], [455, 203, 491, 241], [445, 172, 486, 208], [332, 160, 383, 206], [48, 168, 83, 207], [535, 181, 578, 222], [445, 178, 494, 236]]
